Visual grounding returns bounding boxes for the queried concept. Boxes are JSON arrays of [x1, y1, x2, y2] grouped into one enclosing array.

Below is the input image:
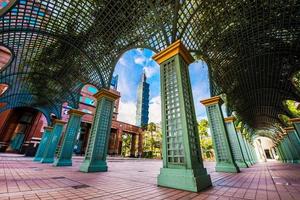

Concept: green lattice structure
[[0, 1, 299, 136]]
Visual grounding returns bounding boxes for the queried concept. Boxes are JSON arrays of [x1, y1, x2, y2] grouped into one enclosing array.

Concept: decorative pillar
[[54, 109, 85, 166], [33, 127, 53, 162], [235, 127, 252, 166], [130, 134, 137, 157], [285, 127, 300, 156], [40, 120, 66, 163], [281, 137, 293, 163], [138, 132, 143, 158], [283, 129, 300, 163], [80, 89, 120, 172], [278, 141, 287, 162], [224, 117, 248, 168], [115, 128, 123, 155], [289, 118, 300, 138], [201, 96, 239, 173], [153, 40, 212, 192]]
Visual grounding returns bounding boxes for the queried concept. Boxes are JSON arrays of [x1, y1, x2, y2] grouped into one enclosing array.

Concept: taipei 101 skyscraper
[[135, 70, 150, 127]]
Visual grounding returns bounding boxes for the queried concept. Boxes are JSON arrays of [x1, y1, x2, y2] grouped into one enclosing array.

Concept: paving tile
[[1, 154, 300, 200]]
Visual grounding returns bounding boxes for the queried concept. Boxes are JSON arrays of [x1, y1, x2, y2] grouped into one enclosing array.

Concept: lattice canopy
[[0, 1, 299, 134]]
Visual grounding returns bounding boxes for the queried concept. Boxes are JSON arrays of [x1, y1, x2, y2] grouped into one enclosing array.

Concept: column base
[[40, 158, 54, 163], [236, 161, 248, 168], [33, 157, 42, 162], [79, 160, 108, 172], [53, 159, 72, 166], [215, 163, 240, 173], [245, 161, 252, 166], [157, 168, 212, 192], [291, 160, 300, 163]]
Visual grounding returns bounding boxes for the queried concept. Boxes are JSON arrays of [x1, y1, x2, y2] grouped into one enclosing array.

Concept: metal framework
[[0, 1, 300, 134]]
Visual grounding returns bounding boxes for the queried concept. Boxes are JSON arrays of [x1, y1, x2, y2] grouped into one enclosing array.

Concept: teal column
[[33, 127, 53, 162], [245, 140, 254, 164], [54, 109, 85, 166], [236, 128, 252, 166], [274, 145, 282, 161], [153, 40, 212, 192], [278, 141, 287, 162], [201, 96, 239, 173], [283, 129, 300, 163], [80, 89, 120, 172], [289, 118, 300, 139], [250, 145, 258, 163], [40, 120, 66, 163], [224, 117, 248, 168], [285, 127, 300, 157], [282, 138, 293, 163]]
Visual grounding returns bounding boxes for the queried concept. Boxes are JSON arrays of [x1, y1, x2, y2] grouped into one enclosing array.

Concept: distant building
[[135, 71, 150, 127]]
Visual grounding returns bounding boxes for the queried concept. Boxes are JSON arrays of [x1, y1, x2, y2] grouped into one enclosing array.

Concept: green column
[[33, 127, 53, 162], [282, 138, 294, 163], [153, 40, 211, 192], [80, 89, 120, 172], [283, 129, 300, 163], [54, 109, 85, 166], [40, 120, 66, 163], [278, 141, 287, 162], [245, 140, 254, 164], [289, 118, 300, 139], [224, 117, 248, 168], [236, 128, 252, 166], [201, 97, 239, 173], [285, 127, 300, 157], [250, 145, 258, 163], [274, 145, 282, 161]]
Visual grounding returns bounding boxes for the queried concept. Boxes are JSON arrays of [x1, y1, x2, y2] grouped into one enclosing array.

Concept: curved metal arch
[[0, 104, 52, 125], [0, 71, 82, 108], [0, 93, 61, 117], [107, 45, 158, 88], [0, 28, 105, 87]]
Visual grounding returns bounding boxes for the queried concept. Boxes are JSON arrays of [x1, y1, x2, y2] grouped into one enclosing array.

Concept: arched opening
[[0, 45, 13, 71], [253, 136, 277, 162], [0, 83, 9, 96], [0, 107, 48, 155], [189, 60, 215, 162], [111, 48, 159, 158]]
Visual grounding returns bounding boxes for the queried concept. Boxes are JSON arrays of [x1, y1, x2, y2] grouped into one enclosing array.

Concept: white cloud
[[118, 56, 128, 66], [143, 65, 159, 78], [149, 95, 161, 124], [134, 56, 146, 65], [118, 100, 137, 124]]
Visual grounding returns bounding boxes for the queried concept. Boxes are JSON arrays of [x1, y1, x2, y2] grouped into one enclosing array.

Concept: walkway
[[0, 154, 300, 200]]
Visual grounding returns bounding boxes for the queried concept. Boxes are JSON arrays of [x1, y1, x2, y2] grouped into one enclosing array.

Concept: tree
[[198, 119, 214, 160]]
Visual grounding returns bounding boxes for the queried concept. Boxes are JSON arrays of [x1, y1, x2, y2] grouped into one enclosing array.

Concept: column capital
[[152, 40, 194, 65], [284, 127, 295, 133], [200, 96, 223, 106], [44, 126, 53, 131], [94, 88, 120, 101], [53, 119, 67, 125], [68, 109, 85, 116], [224, 116, 236, 123], [288, 118, 300, 123]]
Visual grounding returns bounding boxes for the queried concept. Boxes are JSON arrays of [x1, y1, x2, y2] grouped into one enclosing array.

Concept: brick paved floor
[[0, 154, 300, 200]]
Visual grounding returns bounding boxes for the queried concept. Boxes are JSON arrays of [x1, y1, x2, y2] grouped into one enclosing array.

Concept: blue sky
[[113, 48, 210, 124]]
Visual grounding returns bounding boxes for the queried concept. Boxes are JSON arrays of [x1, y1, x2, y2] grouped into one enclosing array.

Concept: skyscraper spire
[[136, 70, 150, 127]]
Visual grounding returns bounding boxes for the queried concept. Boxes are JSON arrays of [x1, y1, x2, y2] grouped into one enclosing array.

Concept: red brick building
[[0, 84, 143, 157]]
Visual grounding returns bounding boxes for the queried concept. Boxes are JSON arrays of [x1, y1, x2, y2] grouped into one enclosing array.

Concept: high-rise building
[[135, 71, 150, 127]]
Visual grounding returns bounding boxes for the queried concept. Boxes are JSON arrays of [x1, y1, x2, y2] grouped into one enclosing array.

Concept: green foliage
[[121, 134, 132, 157], [283, 100, 300, 118], [198, 119, 214, 160], [142, 122, 162, 158]]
